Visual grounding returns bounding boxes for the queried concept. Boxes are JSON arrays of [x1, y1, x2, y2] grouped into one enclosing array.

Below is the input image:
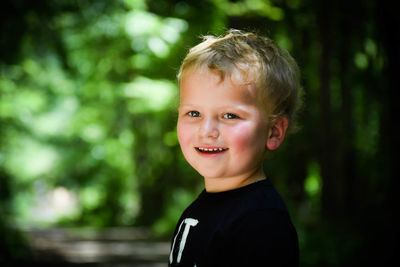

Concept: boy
[[169, 29, 300, 267]]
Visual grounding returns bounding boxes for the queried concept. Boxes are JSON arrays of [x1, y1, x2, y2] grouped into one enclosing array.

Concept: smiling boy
[[169, 29, 301, 267]]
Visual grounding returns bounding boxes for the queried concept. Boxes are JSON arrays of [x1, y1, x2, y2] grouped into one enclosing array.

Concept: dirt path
[[19, 227, 170, 266]]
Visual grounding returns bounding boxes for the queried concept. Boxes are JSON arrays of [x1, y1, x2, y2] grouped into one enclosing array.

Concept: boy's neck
[[204, 170, 266, 193]]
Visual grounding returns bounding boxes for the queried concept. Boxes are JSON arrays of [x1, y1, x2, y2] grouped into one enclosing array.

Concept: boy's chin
[[195, 169, 224, 180], [187, 162, 220, 178]]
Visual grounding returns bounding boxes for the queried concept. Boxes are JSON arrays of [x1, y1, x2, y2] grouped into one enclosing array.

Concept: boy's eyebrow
[[219, 105, 253, 114], [178, 103, 198, 109], [179, 104, 254, 114]]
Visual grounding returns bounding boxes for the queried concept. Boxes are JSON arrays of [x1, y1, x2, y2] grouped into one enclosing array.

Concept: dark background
[[1, 0, 398, 266]]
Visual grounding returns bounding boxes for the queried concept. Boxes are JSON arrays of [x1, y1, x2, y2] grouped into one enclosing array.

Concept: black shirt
[[169, 179, 299, 267]]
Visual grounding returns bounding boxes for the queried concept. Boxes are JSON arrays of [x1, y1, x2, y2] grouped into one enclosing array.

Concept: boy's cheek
[[228, 124, 258, 146], [177, 124, 192, 147], [176, 127, 192, 162]]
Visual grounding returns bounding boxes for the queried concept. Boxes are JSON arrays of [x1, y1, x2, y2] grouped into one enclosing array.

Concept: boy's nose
[[199, 118, 219, 139]]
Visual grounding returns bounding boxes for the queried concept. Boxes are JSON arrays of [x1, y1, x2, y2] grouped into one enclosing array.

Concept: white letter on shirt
[[169, 218, 199, 264]]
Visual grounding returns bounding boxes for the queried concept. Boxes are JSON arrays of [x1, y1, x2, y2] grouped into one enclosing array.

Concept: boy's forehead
[[182, 67, 256, 92], [179, 67, 260, 105]]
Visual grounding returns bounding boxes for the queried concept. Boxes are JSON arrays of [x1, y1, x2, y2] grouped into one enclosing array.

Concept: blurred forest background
[[0, 0, 398, 266]]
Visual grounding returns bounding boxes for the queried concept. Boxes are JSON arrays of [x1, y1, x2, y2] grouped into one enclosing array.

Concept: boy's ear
[[266, 116, 289, 150]]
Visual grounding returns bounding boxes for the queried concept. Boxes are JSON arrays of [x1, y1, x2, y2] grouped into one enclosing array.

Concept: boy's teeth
[[198, 147, 226, 152]]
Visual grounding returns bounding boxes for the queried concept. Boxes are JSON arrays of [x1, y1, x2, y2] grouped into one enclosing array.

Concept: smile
[[196, 147, 228, 153]]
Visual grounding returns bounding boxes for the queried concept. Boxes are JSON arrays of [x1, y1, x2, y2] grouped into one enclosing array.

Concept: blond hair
[[178, 29, 302, 131]]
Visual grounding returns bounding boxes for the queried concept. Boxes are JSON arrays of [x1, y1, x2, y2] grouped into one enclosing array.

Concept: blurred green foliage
[[1, 0, 397, 266]]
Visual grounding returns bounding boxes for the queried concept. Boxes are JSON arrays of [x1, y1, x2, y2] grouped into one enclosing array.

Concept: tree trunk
[[317, 0, 337, 220], [338, 0, 357, 218], [374, 1, 399, 264]]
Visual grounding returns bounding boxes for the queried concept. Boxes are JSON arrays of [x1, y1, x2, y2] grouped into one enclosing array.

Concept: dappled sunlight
[[28, 186, 78, 224], [4, 138, 59, 181], [124, 76, 177, 113]]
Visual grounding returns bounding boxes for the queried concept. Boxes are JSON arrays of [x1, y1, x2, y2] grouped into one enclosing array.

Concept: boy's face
[[177, 68, 270, 185]]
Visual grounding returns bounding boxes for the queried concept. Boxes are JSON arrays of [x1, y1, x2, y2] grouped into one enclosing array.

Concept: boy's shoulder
[[181, 178, 290, 223]]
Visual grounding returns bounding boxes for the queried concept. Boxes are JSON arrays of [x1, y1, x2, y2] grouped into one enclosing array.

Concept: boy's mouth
[[195, 147, 228, 154]]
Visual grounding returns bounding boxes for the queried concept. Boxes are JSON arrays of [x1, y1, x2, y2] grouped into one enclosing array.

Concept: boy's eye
[[188, 111, 200, 117], [223, 113, 238, 119]]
